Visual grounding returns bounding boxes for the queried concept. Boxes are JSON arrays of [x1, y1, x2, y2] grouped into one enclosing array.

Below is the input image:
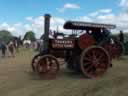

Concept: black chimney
[[43, 14, 51, 50]]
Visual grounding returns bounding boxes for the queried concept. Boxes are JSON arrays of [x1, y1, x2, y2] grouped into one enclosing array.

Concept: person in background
[[0, 41, 7, 58], [13, 39, 19, 53], [118, 30, 124, 44], [8, 41, 15, 57]]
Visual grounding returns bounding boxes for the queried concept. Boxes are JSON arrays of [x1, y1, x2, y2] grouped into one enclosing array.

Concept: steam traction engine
[[31, 14, 123, 79]]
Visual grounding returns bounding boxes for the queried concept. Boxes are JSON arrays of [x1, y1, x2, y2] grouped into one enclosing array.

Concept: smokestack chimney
[[43, 14, 51, 51]]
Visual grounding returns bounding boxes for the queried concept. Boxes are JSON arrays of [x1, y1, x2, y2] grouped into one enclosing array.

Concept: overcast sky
[[0, 0, 128, 38]]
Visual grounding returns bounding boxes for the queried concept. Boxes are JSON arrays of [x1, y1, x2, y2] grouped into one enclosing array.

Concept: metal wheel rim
[[80, 46, 110, 78], [31, 54, 42, 71], [36, 55, 60, 78]]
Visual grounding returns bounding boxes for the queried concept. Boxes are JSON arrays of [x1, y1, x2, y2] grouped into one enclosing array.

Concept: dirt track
[[0, 49, 128, 96]]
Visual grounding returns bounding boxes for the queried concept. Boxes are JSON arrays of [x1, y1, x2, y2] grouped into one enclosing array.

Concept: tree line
[[0, 30, 36, 44]]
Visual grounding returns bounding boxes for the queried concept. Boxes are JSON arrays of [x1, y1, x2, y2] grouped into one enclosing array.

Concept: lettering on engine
[[52, 39, 75, 49]]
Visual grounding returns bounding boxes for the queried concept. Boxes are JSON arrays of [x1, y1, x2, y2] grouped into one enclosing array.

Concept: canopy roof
[[63, 21, 116, 30]]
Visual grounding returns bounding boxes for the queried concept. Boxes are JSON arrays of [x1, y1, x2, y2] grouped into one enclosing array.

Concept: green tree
[[23, 31, 36, 41], [0, 30, 13, 44]]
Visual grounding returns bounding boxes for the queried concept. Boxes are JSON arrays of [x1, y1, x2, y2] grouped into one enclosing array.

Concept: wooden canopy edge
[[63, 21, 116, 30]]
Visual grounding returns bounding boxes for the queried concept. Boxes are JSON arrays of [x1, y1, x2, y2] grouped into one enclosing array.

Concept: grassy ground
[[0, 48, 128, 96]]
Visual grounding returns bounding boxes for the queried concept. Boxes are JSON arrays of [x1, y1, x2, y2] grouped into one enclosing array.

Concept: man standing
[[119, 30, 124, 44], [8, 41, 15, 57], [0, 41, 7, 58]]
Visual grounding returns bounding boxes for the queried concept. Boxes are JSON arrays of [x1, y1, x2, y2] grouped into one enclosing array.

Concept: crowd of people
[[0, 40, 17, 58]]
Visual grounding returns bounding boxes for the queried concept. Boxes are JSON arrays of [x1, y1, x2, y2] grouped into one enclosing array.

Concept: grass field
[[0, 48, 128, 96]]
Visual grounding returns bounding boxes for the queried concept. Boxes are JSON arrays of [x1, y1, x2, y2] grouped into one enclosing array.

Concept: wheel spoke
[[92, 50, 96, 59], [85, 64, 94, 72], [87, 66, 97, 77], [86, 52, 92, 58], [98, 54, 104, 60], [83, 57, 91, 62], [83, 63, 90, 68], [95, 50, 102, 58]]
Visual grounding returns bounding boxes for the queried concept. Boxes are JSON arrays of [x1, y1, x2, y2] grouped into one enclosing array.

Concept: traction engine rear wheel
[[80, 46, 110, 78], [36, 55, 60, 79]]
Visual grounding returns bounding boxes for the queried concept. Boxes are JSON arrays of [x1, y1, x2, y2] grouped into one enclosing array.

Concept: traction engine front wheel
[[36, 55, 60, 79]]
